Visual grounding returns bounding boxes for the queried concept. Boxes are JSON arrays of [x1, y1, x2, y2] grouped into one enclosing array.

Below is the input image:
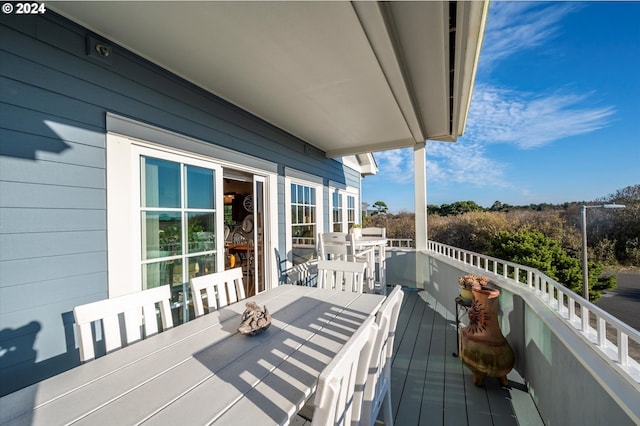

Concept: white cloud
[[481, 2, 579, 68], [373, 149, 414, 184], [426, 141, 506, 187], [466, 84, 615, 149]]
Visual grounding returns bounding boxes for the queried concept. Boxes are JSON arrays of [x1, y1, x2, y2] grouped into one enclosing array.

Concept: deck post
[[414, 142, 427, 251]]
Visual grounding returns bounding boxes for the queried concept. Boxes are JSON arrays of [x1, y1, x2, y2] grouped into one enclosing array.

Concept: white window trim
[[107, 132, 279, 296], [329, 185, 360, 232], [284, 176, 324, 268]]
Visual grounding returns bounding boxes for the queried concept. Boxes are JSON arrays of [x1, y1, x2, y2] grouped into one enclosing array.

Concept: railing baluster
[[618, 331, 628, 366], [597, 317, 606, 348], [581, 305, 589, 333]]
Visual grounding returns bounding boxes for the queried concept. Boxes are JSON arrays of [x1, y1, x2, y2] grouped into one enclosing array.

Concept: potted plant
[[350, 223, 362, 239], [457, 274, 489, 303]]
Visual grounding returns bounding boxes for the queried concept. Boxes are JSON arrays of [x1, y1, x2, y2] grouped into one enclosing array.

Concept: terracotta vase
[[460, 285, 514, 386]]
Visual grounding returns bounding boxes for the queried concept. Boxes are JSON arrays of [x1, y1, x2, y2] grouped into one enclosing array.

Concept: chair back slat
[[123, 306, 143, 344], [102, 314, 123, 353], [360, 285, 405, 426], [190, 267, 245, 317], [312, 316, 378, 426], [317, 260, 366, 293], [73, 285, 173, 362]]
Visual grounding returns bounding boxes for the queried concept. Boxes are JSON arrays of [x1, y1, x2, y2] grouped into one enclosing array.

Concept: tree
[[427, 204, 441, 215], [489, 229, 616, 301], [372, 200, 389, 216], [439, 201, 484, 216]]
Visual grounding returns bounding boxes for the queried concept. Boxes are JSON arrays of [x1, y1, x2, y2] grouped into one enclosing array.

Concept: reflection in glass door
[[136, 149, 223, 325], [253, 177, 266, 293]]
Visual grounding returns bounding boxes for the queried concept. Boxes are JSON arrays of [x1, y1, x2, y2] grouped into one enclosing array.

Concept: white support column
[[414, 142, 427, 251]]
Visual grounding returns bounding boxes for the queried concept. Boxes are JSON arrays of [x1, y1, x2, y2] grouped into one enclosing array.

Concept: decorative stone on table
[[459, 283, 515, 387], [238, 302, 272, 335]]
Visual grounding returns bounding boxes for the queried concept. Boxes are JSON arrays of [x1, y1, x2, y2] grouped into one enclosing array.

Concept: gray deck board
[[387, 288, 544, 426]]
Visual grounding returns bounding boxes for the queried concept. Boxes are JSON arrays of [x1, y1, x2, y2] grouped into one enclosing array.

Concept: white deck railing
[[387, 238, 413, 248], [427, 240, 640, 385]]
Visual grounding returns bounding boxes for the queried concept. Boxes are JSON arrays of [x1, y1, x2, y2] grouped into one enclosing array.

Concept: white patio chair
[[312, 315, 378, 426], [359, 285, 405, 426], [318, 232, 374, 290], [190, 267, 246, 317], [73, 285, 173, 362], [316, 260, 367, 293], [317, 232, 355, 261], [275, 248, 318, 286]]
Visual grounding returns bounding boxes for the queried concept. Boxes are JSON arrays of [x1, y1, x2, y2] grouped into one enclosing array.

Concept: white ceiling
[[49, 1, 488, 157]]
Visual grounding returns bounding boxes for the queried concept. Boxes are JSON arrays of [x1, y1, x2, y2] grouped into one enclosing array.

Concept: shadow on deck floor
[[390, 288, 544, 426]]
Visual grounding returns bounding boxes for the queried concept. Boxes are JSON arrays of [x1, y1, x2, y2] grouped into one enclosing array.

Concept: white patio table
[[0, 285, 384, 426]]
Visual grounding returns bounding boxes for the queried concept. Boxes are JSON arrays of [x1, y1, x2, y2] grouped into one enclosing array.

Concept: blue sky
[[362, 1, 640, 212]]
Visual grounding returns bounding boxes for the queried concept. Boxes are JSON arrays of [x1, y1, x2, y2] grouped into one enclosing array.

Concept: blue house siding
[[0, 11, 360, 395]]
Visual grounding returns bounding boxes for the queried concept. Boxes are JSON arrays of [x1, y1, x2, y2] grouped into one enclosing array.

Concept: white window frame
[[107, 133, 279, 296], [329, 185, 360, 233], [133, 145, 224, 291], [107, 134, 225, 296], [284, 177, 323, 267]]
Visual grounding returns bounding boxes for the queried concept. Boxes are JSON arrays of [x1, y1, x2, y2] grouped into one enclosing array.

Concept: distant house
[[0, 2, 487, 395]]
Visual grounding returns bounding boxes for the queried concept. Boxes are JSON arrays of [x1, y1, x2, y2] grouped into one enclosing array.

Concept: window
[[347, 194, 357, 230], [289, 182, 318, 264], [332, 190, 343, 232], [329, 187, 359, 232], [139, 155, 220, 291]]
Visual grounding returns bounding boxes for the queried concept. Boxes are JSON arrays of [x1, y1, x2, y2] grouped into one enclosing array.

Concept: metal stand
[[453, 296, 472, 357]]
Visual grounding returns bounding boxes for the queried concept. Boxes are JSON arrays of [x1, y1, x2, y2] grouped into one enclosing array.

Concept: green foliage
[[489, 228, 615, 300], [372, 200, 389, 215], [369, 184, 637, 298], [438, 200, 484, 216]]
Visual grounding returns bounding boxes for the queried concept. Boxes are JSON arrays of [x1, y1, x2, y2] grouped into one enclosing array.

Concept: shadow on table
[[193, 295, 370, 423]]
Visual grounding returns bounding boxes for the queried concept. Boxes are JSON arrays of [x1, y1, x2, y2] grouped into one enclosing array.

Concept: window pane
[[187, 213, 216, 253], [291, 184, 297, 203], [142, 211, 182, 260], [141, 157, 180, 208], [186, 165, 214, 209], [304, 187, 310, 204], [188, 254, 216, 279], [143, 258, 183, 288]]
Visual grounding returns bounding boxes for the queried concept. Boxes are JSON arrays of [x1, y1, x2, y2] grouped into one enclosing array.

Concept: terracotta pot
[[460, 285, 514, 386]]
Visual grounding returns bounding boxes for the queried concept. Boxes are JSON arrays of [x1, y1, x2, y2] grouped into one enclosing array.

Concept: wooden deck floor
[[390, 288, 544, 426]]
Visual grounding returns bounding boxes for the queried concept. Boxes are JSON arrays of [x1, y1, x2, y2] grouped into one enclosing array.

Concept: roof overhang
[[356, 153, 378, 177], [49, 1, 488, 158]]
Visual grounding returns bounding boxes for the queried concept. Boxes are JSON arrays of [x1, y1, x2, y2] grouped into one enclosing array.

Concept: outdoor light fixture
[[581, 203, 626, 301]]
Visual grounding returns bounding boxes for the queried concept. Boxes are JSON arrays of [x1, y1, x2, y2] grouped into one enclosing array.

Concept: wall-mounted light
[[95, 43, 111, 58], [86, 36, 112, 65]]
